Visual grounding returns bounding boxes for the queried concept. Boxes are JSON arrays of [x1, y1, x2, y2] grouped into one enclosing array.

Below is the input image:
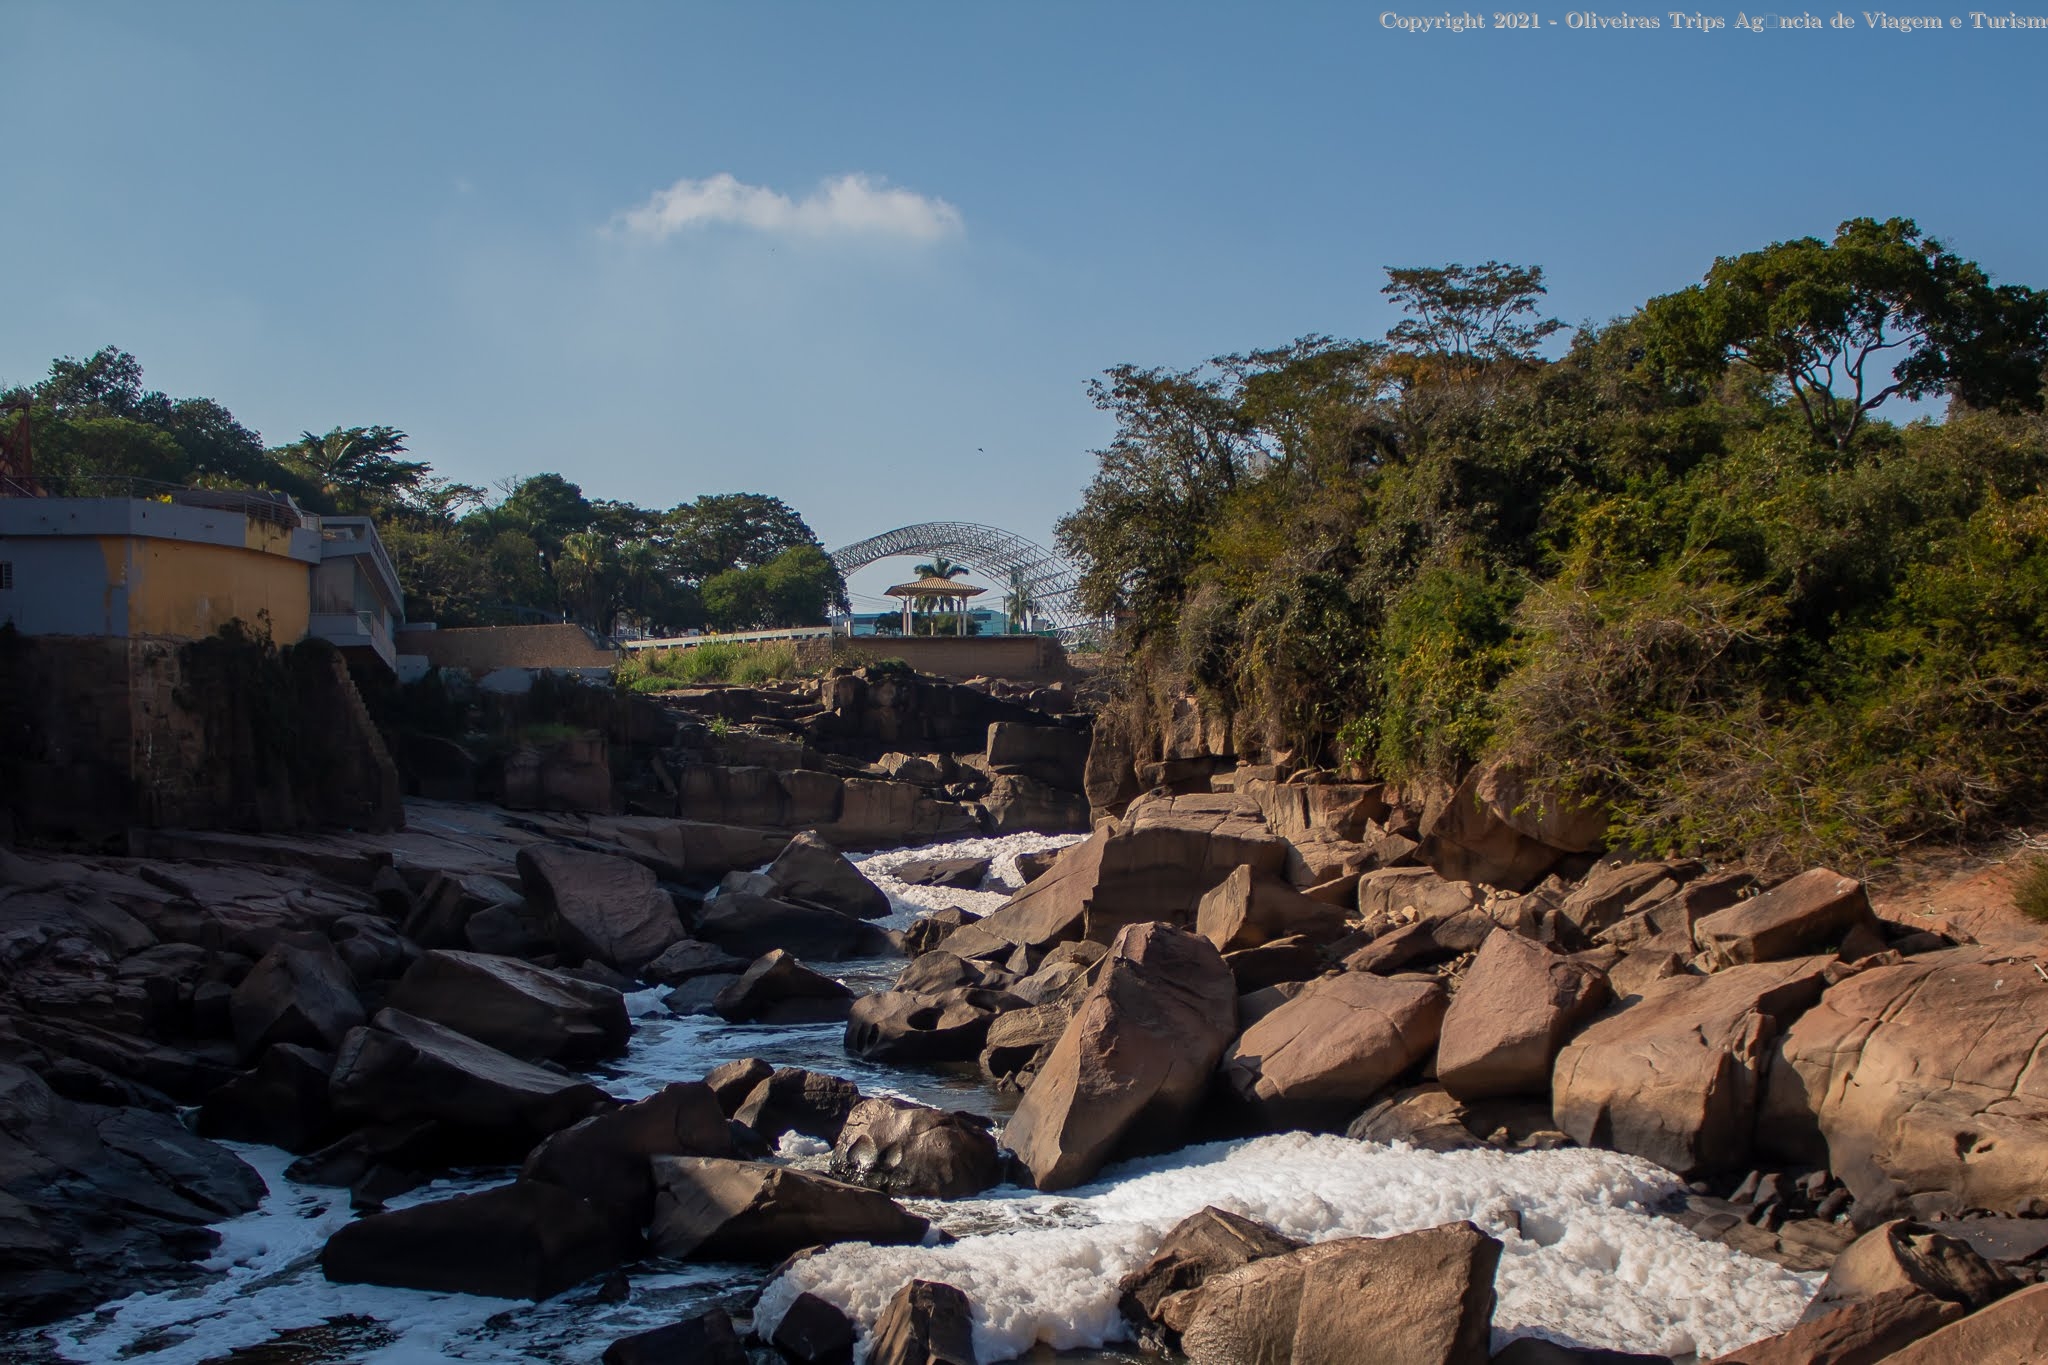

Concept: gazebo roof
[[885, 575, 986, 599]]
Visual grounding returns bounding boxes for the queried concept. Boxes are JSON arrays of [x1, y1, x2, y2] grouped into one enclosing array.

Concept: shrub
[[2016, 858, 2048, 923]]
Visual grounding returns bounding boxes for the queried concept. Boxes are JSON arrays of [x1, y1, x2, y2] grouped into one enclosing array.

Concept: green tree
[[279, 426, 430, 512], [1642, 216, 2048, 449], [1382, 262, 1565, 368], [664, 492, 821, 582]]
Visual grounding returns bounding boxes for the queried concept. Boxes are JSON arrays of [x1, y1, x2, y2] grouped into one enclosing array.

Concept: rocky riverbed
[[7, 761, 2048, 1365]]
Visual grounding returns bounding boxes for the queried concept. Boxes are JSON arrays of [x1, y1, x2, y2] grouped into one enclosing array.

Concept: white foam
[[756, 1133, 1819, 1363], [852, 831, 1086, 928]]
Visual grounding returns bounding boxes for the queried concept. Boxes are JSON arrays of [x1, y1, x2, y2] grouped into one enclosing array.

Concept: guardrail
[[620, 625, 838, 651]]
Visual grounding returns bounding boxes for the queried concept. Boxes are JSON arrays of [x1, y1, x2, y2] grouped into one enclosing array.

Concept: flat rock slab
[[891, 856, 991, 890]]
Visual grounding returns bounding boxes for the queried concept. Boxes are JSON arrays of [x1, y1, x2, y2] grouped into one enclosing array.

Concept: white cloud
[[616, 172, 963, 243]]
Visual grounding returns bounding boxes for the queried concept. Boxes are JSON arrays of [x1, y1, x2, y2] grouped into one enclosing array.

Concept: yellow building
[[0, 489, 403, 669]]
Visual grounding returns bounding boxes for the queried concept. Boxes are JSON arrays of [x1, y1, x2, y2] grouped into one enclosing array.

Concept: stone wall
[[395, 623, 618, 673], [817, 634, 1069, 683], [0, 628, 401, 844]]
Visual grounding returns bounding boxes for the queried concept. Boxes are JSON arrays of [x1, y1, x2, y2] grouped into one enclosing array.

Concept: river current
[[34, 833, 1818, 1365]]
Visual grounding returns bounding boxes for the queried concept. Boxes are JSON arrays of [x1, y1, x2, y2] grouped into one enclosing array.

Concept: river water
[[34, 833, 1818, 1365]]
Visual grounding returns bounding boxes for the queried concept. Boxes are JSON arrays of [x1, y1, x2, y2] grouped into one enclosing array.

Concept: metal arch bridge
[[828, 521, 1095, 636]]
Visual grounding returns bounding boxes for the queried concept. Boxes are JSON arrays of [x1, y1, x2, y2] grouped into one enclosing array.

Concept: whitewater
[[32, 831, 1816, 1364]]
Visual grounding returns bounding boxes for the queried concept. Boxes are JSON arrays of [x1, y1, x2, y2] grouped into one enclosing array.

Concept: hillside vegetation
[[1056, 219, 2048, 869]]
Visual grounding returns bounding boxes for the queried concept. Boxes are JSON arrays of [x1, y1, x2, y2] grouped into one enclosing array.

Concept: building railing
[[0, 474, 309, 530]]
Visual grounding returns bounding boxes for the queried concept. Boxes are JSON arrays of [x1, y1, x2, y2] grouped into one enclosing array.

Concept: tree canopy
[[0, 348, 846, 636]]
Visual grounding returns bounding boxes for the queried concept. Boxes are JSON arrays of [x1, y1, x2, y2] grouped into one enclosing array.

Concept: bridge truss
[[828, 521, 1098, 637]]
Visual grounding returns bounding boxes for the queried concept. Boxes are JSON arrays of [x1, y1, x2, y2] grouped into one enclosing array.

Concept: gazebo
[[884, 575, 985, 635]]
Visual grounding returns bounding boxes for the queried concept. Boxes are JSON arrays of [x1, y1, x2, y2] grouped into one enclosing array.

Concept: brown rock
[[765, 831, 891, 920], [521, 1081, 737, 1223], [1170, 1222, 1500, 1365], [843, 987, 1022, 1063], [328, 1008, 615, 1160], [892, 857, 991, 891], [1806, 1220, 2016, 1322], [319, 1178, 633, 1299], [828, 1097, 1001, 1198], [516, 845, 685, 972], [229, 940, 365, 1060], [386, 950, 629, 1065], [1873, 1281, 2048, 1364], [712, 951, 855, 1025], [1196, 864, 1351, 953], [978, 1004, 1070, 1089], [1693, 869, 1874, 969], [601, 1309, 748, 1365], [1761, 954, 2048, 1218], [1220, 972, 1447, 1128], [868, 1279, 977, 1365], [640, 938, 747, 985], [1002, 922, 1238, 1190], [1223, 937, 1329, 992], [1118, 1206, 1303, 1337], [771, 1292, 857, 1365], [1345, 1084, 1485, 1153], [1710, 1289, 1966, 1364], [704, 1057, 773, 1113], [1422, 767, 1566, 892], [1558, 860, 1707, 939], [938, 794, 1288, 960], [902, 908, 982, 957], [1552, 958, 1829, 1176], [647, 1157, 927, 1260], [692, 892, 895, 963], [1357, 867, 1482, 927], [732, 1068, 862, 1143], [1437, 932, 1610, 1101]]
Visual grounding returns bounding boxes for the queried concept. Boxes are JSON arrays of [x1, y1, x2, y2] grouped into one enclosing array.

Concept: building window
[[0, 562, 11, 591]]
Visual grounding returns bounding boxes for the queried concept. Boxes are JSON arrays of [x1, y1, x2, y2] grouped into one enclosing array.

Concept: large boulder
[[1804, 1220, 2017, 1322], [712, 951, 855, 1025], [648, 1157, 928, 1260], [516, 845, 685, 972], [1877, 1282, 2048, 1364], [229, 939, 365, 1060], [328, 1008, 615, 1161], [1557, 859, 1707, 940], [986, 720, 1091, 790], [196, 1043, 337, 1153], [978, 1004, 1071, 1090], [1168, 1222, 1501, 1365], [1002, 923, 1238, 1190], [1551, 957, 1830, 1176], [692, 893, 895, 962], [521, 1081, 738, 1224], [938, 794, 1288, 960], [1436, 932, 1609, 1101], [732, 1068, 863, 1143], [1693, 868, 1874, 969], [319, 1178, 632, 1299], [1118, 1206, 1303, 1344], [1355, 867, 1482, 930], [868, 1279, 978, 1365], [981, 774, 1091, 834], [1761, 954, 2048, 1219], [1195, 864, 1351, 953], [640, 938, 748, 985], [386, 950, 628, 1065], [1707, 1289, 1966, 1365], [1421, 767, 1568, 892], [764, 831, 891, 920], [892, 857, 991, 890], [828, 1097, 1002, 1198], [601, 1309, 748, 1365], [1220, 972, 1447, 1129], [843, 987, 1024, 1063]]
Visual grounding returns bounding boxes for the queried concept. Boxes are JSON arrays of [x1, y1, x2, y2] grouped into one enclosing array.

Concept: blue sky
[[4, 2, 2044, 611]]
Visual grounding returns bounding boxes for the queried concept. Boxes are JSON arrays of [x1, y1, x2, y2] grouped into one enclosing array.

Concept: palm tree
[[1006, 569, 1038, 634], [911, 556, 971, 634]]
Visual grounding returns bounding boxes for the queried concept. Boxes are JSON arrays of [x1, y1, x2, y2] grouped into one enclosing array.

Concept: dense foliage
[[1056, 220, 2048, 868], [1, 352, 845, 634]]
